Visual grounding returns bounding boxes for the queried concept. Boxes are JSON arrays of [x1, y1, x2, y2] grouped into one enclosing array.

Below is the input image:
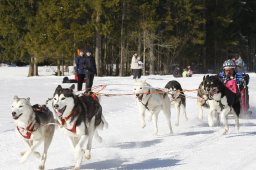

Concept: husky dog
[[11, 96, 55, 170], [203, 75, 240, 134], [165, 80, 188, 126], [133, 80, 173, 135], [197, 80, 221, 127], [52, 84, 108, 170]]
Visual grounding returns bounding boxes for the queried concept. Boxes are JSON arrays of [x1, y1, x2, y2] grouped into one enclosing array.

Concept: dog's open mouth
[[136, 93, 143, 100], [55, 106, 67, 117], [13, 113, 22, 120]]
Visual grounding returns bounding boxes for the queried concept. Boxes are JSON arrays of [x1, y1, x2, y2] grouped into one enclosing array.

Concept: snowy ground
[[0, 65, 256, 170]]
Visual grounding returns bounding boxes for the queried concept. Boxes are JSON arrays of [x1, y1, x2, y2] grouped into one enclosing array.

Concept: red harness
[[59, 110, 77, 134], [17, 122, 35, 139]]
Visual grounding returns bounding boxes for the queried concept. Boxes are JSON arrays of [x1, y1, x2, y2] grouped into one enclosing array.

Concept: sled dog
[[197, 80, 221, 127], [133, 80, 173, 135], [202, 75, 240, 134], [52, 84, 108, 170], [11, 96, 55, 170], [165, 80, 188, 126]]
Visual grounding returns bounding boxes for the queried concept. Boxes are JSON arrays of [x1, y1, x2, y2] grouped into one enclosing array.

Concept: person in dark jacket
[[84, 49, 97, 93], [74, 49, 86, 91]]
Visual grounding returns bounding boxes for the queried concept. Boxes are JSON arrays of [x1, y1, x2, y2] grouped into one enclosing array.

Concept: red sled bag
[[225, 79, 237, 94]]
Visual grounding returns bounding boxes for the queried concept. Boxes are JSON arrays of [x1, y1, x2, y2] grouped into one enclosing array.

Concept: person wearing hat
[[218, 59, 250, 112], [74, 49, 86, 91], [84, 49, 97, 93]]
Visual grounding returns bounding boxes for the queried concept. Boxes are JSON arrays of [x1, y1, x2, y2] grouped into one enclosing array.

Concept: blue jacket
[[218, 70, 249, 89], [75, 56, 86, 74]]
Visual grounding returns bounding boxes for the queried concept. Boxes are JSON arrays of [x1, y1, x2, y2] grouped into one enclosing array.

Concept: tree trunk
[[95, 12, 102, 76], [33, 57, 38, 76], [57, 59, 61, 76], [28, 56, 34, 77], [149, 33, 155, 75], [119, 0, 125, 76], [143, 30, 146, 75]]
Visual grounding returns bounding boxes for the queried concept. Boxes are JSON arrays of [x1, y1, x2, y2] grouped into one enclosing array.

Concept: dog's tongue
[[56, 111, 62, 117]]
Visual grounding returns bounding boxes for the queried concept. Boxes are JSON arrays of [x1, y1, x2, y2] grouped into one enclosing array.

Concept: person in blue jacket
[[74, 49, 86, 91], [84, 49, 97, 93]]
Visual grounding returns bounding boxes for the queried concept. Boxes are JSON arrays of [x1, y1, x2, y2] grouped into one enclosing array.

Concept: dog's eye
[[134, 88, 136, 90], [19, 105, 23, 108], [140, 87, 142, 89], [54, 98, 57, 100], [61, 97, 65, 100]]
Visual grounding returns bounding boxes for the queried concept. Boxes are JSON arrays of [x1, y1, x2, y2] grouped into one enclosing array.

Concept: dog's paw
[[19, 157, 27, 164], [72, 167, 80, 170], [140, 122, 146, 128], [84, 150, 91, 160], [20, 151, 25, 156], [39, 165, 45, 170]]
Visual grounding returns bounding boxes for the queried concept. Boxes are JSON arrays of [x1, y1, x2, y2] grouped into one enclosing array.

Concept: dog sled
[[225, 78, 251, 116]]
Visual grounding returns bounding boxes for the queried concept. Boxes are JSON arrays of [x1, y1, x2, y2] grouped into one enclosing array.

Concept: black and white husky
[[133, 80, 173, 135], [197, 80, 221, 127], [202, 75, 240, 134], [52, 84, 108, 170], [165, 80, 188, 126], [11, 96, 55, 170]]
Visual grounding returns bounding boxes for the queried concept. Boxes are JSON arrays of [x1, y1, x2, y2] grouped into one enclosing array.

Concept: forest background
[[0, 0, 256, 76]]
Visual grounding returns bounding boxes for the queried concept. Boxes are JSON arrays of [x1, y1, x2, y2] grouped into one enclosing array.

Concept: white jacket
[[131, 56, 140, 69]]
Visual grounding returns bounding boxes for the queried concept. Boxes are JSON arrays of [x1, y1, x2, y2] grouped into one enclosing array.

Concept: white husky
[[133, 80, 173, 135], [11, 96, 55, 170]]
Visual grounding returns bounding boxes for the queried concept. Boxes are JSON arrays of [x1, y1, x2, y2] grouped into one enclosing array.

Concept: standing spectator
[[74, 49, 86, 91], [187, 66, 193, 77], [84, 49, 97, 93], [137, 56, 144, 79], [130, 53, 141, 79], [235, 56, 246, 72]]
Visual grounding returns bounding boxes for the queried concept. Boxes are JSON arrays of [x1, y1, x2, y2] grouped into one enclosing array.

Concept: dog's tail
[[102, 114, 109, 129], [98, 114, 108, 130]]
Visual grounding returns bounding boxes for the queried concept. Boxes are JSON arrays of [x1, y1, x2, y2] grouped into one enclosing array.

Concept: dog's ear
[[70, 84, 75, 90], [13, 96, 19, 101], [56, 85, 62, 90], [26, 97, 31, 105], [26, 97, 30, 102], [203, 75, 206, 81]]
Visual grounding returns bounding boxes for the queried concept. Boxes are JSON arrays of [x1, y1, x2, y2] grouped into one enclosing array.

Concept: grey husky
[[11, 96, 55, 170], [133, 80, 173, 135], [52, 84, 108, 170]]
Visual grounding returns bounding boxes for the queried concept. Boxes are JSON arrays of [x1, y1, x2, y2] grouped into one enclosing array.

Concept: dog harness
[[17, 121, 38, 139], [138, 90, 152, 110], [58, 110, 77, 134]]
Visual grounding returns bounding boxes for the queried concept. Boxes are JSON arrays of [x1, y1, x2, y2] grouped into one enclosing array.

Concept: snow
[[0, 65, 256, 170]]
